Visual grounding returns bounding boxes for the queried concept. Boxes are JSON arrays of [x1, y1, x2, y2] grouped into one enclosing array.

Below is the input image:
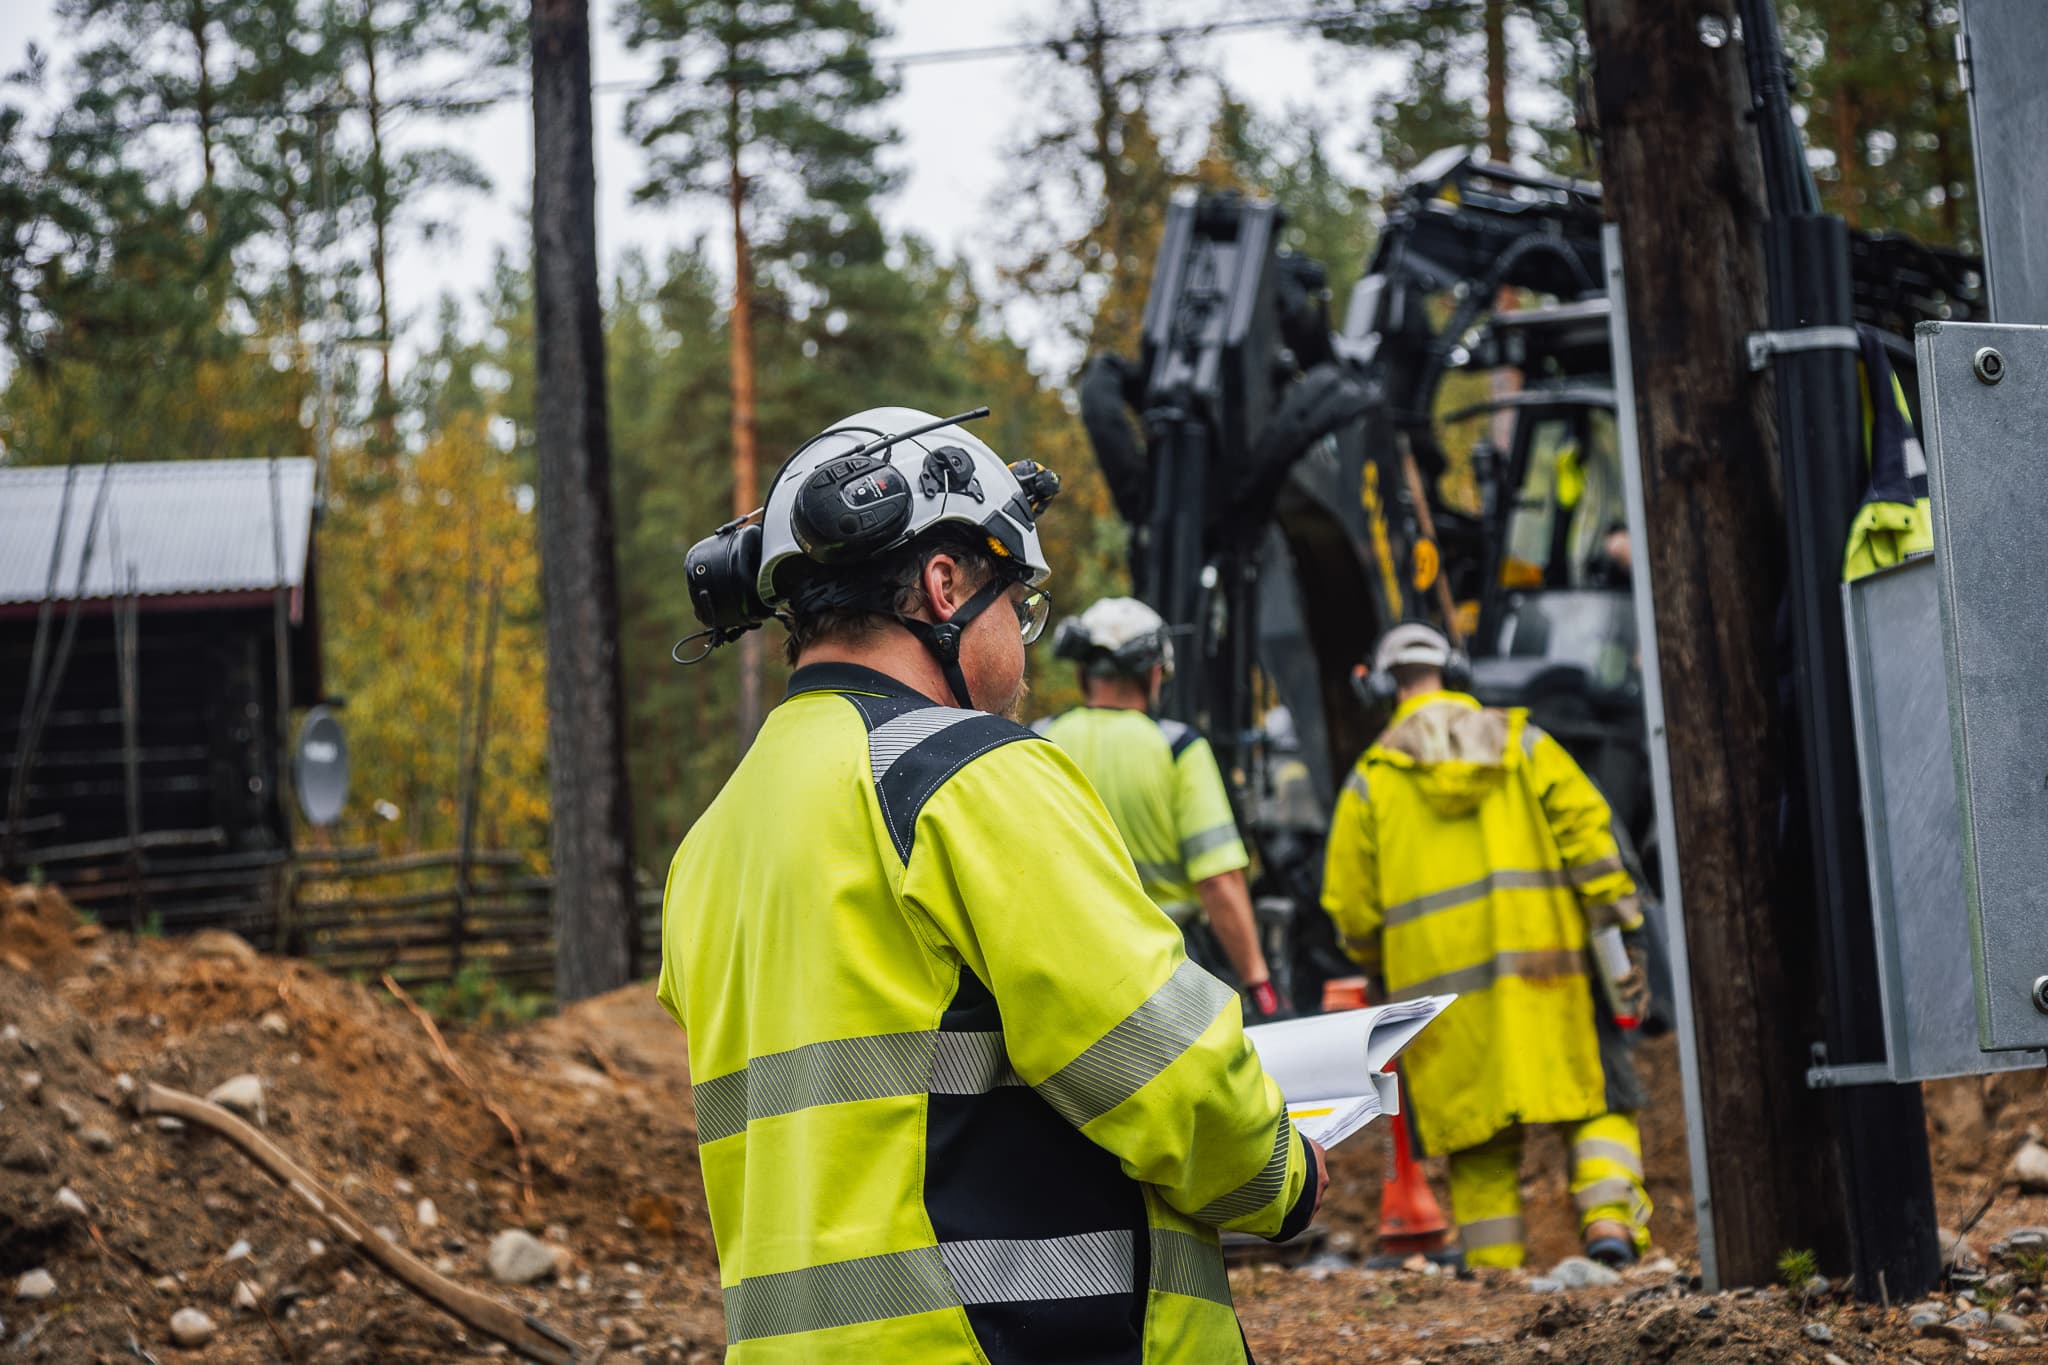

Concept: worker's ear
[[919, 552, 966, 619]]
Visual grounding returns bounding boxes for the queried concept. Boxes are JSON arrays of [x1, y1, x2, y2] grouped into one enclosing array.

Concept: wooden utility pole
[[727, 75, 763, 748], [531, 0, 639, 1001], [1583, 0, 1852, 1286]]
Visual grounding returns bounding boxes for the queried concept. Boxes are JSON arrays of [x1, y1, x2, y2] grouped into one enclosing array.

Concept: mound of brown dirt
[[1, 889, 722, 1363], [0, 879, 87, 978]]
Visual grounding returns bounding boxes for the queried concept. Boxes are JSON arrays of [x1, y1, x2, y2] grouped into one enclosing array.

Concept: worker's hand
[[1618, 946, 1654, 1025], [1308, 1138, 1330, 1216], [1246, 979, 1292, 1020]]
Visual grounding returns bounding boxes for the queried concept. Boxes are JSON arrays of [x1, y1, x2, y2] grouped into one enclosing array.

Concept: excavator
[[1076, 148, 1981, 1007]]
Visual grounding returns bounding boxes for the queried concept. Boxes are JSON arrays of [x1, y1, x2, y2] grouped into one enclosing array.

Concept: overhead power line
[[45, 1, 1478, 136]]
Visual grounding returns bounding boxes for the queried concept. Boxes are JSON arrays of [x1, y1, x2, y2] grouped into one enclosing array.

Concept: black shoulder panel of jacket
[[1156, 716, 1201, 760], [838, 696, 1041, 862]]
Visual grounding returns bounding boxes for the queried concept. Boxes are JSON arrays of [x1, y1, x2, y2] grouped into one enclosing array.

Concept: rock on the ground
[[1635, 1304, 1683, 1348], [205, 1074, 264, 1124], [54, 1098, 81, 1129], [54, 1186, 87, 1216], [1525, 1277, 1563, 1294], [1993, 1312, 2031, 1335], [1909, 1308, 1943, 1328], [15, 1269, 56, 1301], [2008, 1141, 2048, 1194], [258, 1011, 290, 1037], [81, 1126, 116, 1152], [168, 1307, 216, 1348], [415, 1198, 439, 1229], [187, 930, 256, 965], [1547, 1256, 1623, 1289], [231, 1281, 259, 1313], [1803, 1322, 1834, 1343], [610, 1320, 650, 1347], [1949, 1307, 1990, 1330], [486, 1229, 559, 1285]]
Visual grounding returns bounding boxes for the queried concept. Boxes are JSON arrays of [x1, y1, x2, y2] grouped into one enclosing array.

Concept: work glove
[[1246, 979, 1293, 1021]]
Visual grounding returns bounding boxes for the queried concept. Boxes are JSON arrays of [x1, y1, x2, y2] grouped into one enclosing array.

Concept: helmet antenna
[[846, 406, 991, 461]]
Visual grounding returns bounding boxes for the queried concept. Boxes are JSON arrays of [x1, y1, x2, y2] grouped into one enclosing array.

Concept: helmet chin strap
[[895, 577, 1010, 710]]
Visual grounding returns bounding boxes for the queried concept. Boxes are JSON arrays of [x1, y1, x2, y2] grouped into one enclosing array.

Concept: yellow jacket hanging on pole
[[1321, 691, 1640, 1157]]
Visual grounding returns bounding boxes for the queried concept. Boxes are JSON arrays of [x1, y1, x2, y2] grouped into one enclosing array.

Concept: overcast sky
[[0, 1, 1403, 369]]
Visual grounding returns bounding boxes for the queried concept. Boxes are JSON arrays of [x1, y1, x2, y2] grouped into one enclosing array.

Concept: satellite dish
[[294, 706, 350, 827]]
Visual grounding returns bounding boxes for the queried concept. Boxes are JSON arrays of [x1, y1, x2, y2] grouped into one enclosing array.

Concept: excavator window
[[1501, 409, 1625, 590]]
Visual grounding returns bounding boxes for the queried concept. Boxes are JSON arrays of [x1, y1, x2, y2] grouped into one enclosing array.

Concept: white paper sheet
[[1243, 995, 1456, 1148]]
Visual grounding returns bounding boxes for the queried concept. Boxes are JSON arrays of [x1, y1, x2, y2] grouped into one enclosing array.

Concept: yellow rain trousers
[[1448, 1114, 1654, 1267], [1322, 691, 1651, 1253]]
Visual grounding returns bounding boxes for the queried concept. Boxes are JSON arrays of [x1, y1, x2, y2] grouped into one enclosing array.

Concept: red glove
[[1248, 980, 1289, 1019]]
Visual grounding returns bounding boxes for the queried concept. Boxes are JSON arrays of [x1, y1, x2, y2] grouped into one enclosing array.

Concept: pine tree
[[1782, 0, 1974, 247], [339, 0, 513, 448], [1000, 0, 1194, 361], [619, 0, 898, 744], [1314, 0, 1588, 179]]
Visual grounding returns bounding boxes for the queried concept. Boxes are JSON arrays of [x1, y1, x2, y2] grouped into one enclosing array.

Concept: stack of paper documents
[[1244, 995, 1456, 1147]]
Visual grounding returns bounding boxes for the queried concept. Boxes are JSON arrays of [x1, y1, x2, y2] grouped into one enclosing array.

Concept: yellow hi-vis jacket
[[659, 662, 1314, 1363], [1035, 707, 1250, 924], [1321, 691, 1640, 1157]]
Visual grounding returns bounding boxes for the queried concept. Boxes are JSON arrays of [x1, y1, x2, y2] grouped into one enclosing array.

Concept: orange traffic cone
[[1323, 980, 1457, 1264], [1376, 1098, 1451, 1255]]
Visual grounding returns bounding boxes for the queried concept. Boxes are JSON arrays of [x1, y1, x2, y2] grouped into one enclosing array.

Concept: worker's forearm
[[1197, 868, 1270, 985]]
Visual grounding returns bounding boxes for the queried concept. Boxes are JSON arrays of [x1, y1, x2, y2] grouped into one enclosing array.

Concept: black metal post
[[1766, 208, 1940, 1301]]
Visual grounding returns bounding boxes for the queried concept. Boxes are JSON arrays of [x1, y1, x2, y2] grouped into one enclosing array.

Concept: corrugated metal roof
[[0, 458, 316, 606]]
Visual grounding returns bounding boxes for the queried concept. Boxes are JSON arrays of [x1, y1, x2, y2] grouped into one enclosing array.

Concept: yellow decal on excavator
[[1362, 461, 1405, 621], [1412, 538, 1440, 592]]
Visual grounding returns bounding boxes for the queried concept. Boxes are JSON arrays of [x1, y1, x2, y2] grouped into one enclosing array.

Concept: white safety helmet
[[1372, 621, 1456, 675], [1053, 596, 1175, 678], [755, 406, 1057, 609]]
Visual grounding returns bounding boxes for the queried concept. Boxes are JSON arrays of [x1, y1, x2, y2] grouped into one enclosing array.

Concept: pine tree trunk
[[1484, 0, 1510, 162], [188, 0, 217, 193], [1583, 0, 1853, 1287], [1832, 83, 1860, 227], [362, 17, 397, 452], [532, 0, 639, 1002], [728, 78, 763, 748], [1922, 0, 1965, 242]]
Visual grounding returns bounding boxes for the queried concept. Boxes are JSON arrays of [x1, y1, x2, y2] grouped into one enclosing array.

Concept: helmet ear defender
[[790, 454, 915, 564]]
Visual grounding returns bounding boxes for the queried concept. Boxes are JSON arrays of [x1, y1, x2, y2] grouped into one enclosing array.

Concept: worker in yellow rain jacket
[[1322, 622, 1652, 1269], [1035, 597, 1287, 1020], [661, 407, 1325, 1363]]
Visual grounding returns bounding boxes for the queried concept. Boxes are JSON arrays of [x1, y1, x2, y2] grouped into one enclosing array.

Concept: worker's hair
[[780, 526, 1001, 666], [1390, 662, 1443, 691]]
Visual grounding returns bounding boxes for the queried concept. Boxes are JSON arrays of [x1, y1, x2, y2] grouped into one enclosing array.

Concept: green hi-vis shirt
[[658, 663, 1313, 1364], [1035, 708, 1251, 925]]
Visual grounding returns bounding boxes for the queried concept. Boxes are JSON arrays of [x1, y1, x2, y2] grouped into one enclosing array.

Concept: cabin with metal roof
[[0, 458, 323, 938]]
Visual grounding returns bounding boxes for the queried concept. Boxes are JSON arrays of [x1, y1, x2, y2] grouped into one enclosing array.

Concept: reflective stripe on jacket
[[1037, 707, 1250, 924], [1320, 691, 1639, 1155], [660, 662, 1311, 1362]]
